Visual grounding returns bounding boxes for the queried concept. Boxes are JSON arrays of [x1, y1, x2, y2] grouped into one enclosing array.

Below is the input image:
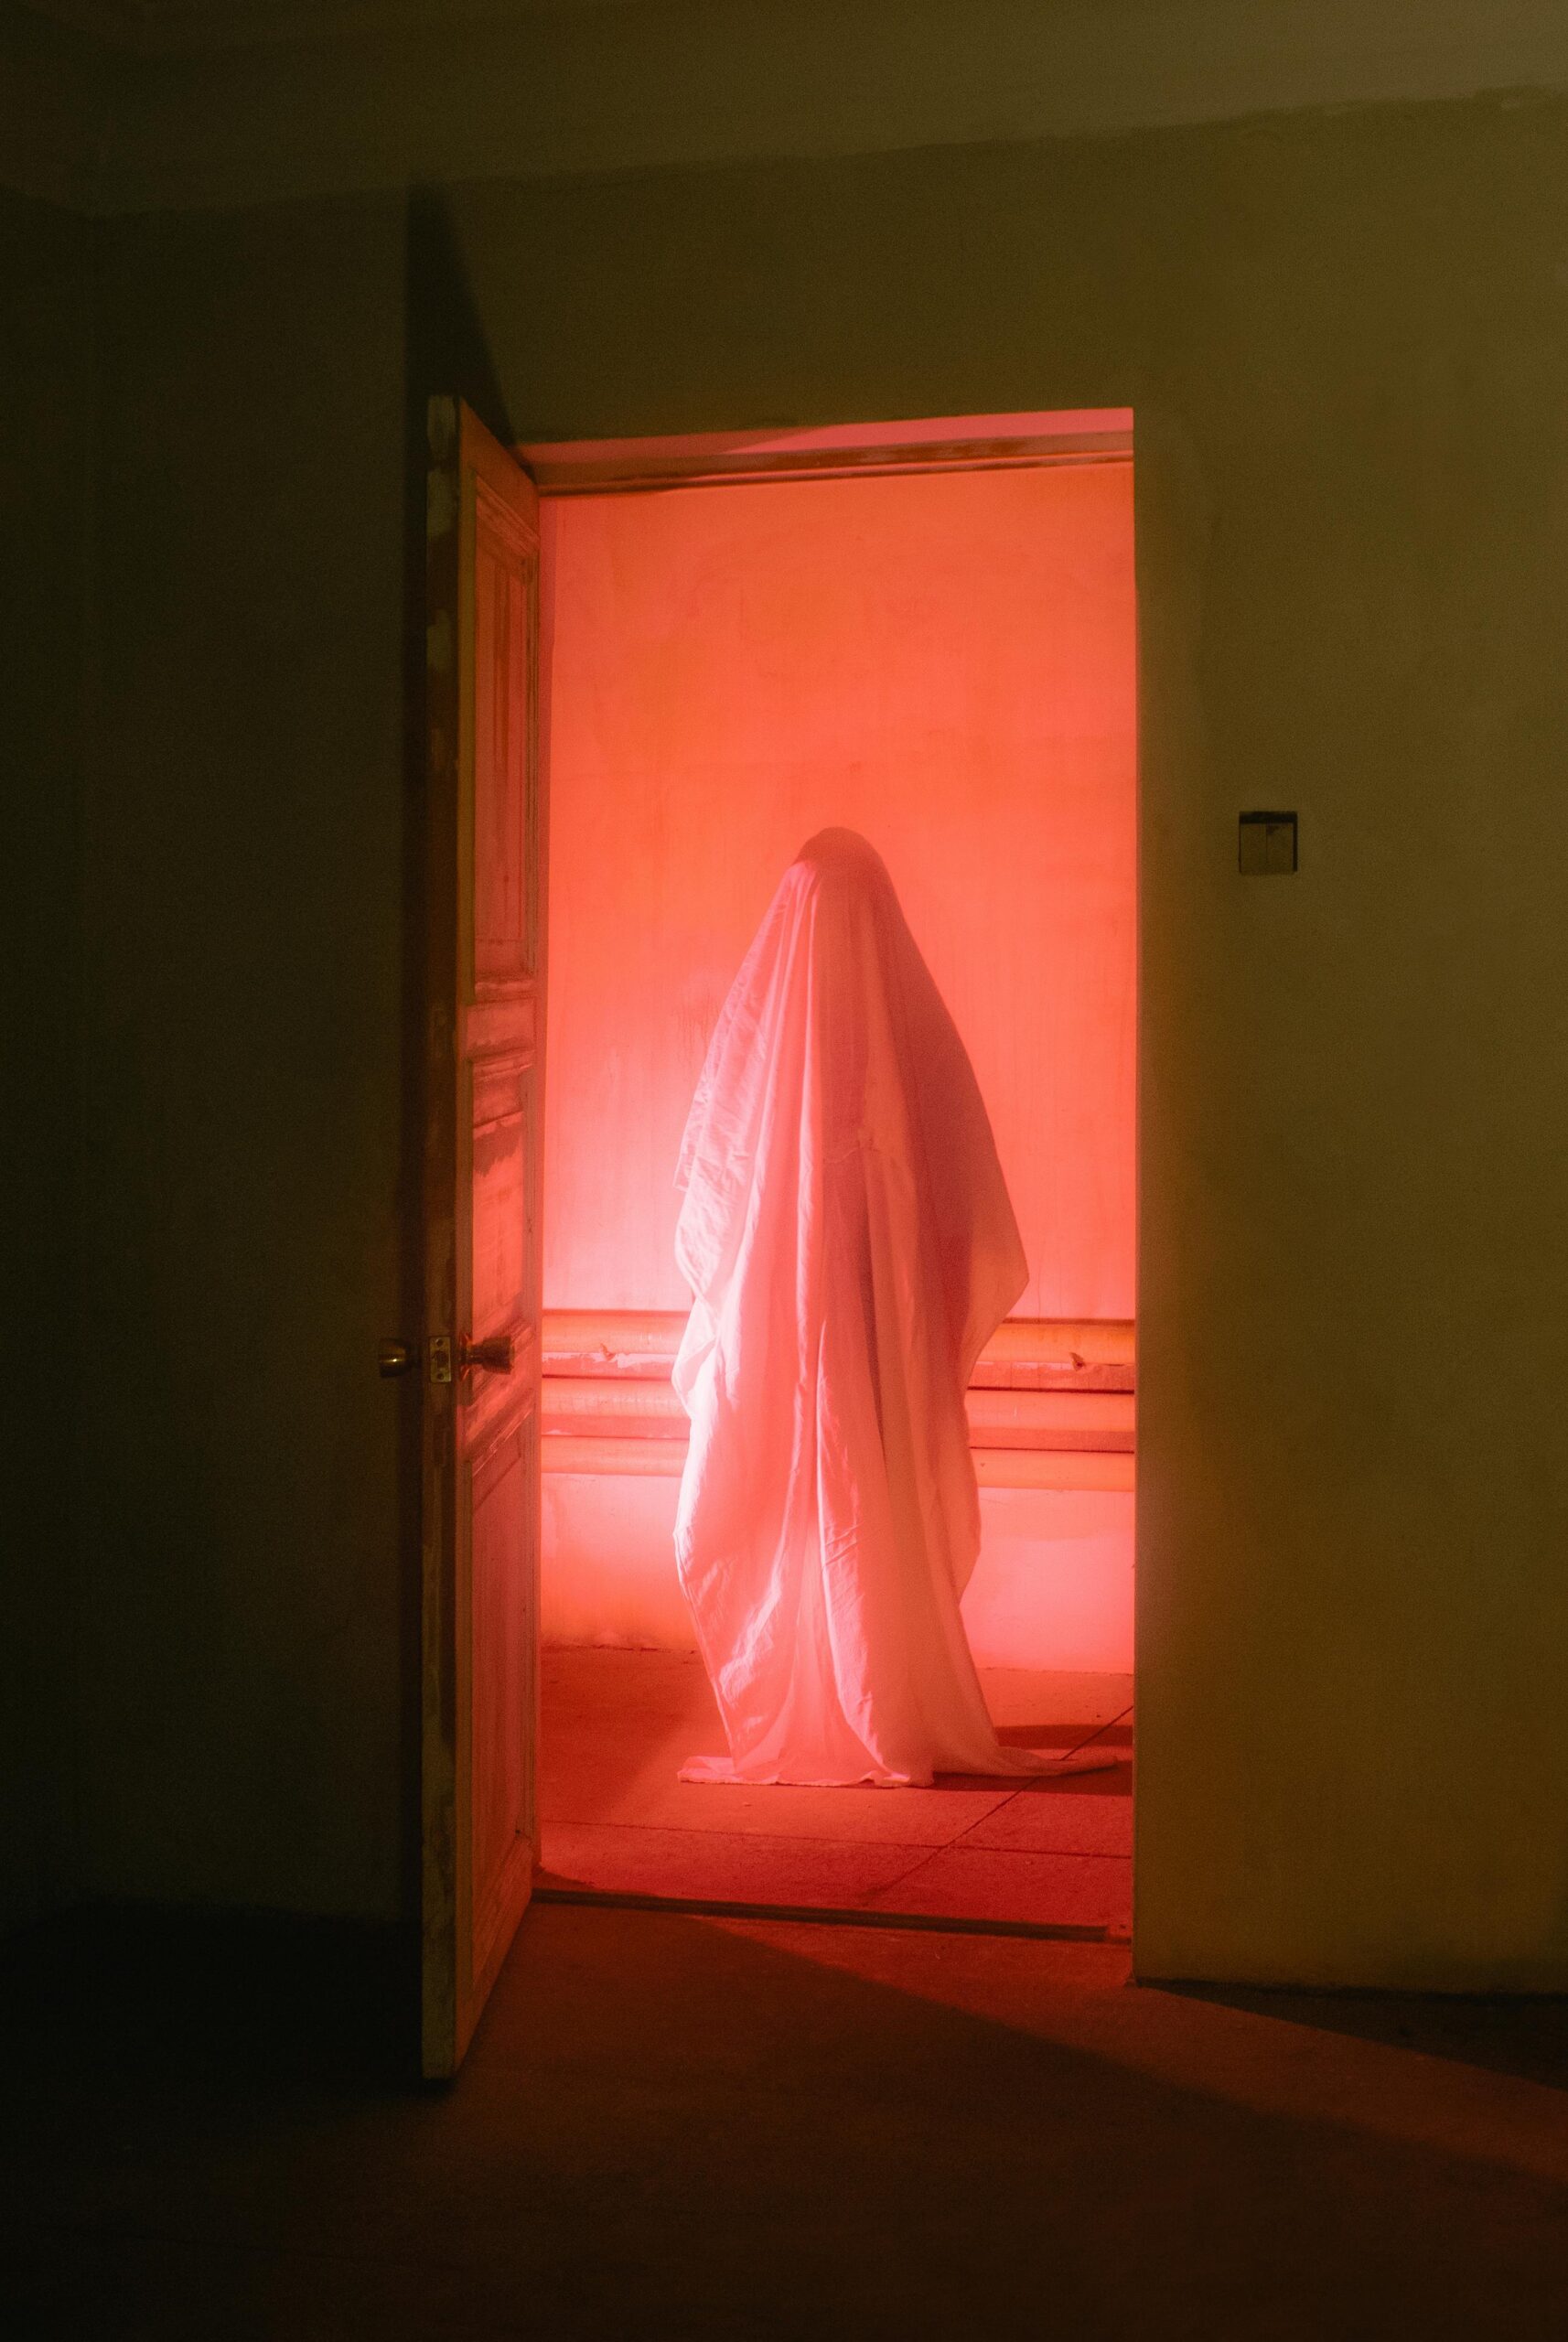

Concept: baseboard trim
[[534, 1880, 1120, 1945]]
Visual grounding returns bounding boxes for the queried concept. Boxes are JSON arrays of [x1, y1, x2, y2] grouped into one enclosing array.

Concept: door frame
[[521, 407, 1131, 496], [520, 401, 1142, 1945]]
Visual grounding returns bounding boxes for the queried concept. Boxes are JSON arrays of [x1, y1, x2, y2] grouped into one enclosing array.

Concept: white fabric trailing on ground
[[672, 829, 1113, 1786]]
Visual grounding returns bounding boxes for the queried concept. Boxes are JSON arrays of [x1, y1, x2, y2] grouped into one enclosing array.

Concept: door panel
[[472, 494, 539, 984], [468, 1420, 535, 1990], [422, 398, 544, 2079], [470, 1062, 534, 1343]]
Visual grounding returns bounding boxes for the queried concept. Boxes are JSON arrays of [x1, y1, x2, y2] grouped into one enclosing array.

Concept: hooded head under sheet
[[671, 829, 1035, 1787]]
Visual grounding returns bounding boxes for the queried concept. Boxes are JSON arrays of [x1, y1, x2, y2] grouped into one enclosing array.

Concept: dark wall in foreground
[[76, 94, 1568, 1984], [0, 188, 92, 1928], [78, 198, 411, 1916]]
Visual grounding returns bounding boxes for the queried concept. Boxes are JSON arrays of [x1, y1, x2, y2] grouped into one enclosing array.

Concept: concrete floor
[[541, 1646, 1134, 1932], [4, 1903, 1566, 2338]]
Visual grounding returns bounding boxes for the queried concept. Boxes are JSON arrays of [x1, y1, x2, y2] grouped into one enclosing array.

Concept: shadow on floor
[[3, 1900, 1566, 2338], [1161, 1980, 1568, 2092], [1, 1905, 417, 2090]]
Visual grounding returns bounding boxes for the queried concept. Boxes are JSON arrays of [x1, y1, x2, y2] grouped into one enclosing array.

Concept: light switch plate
[[1239, 811, 1297, 875]]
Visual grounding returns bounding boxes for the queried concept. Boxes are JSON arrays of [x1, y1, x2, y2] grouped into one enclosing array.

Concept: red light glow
[[542, 450, 1135, 1670]]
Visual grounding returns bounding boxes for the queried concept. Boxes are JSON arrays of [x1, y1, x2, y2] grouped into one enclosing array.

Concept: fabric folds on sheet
[[672, 828, 1066, 1787]]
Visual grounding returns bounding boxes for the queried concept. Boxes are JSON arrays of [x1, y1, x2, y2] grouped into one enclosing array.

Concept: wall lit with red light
[[542, 453, 1136, 1670]]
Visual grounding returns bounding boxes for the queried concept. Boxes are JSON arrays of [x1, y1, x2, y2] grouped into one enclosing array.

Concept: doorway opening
[[530, 410, 1136, 1938]]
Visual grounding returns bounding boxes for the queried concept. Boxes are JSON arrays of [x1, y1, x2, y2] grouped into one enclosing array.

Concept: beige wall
[[73, 91, 1568, 1982]]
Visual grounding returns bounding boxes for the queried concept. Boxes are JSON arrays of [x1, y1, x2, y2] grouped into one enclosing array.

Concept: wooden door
[[422, 398, 545, 2079]]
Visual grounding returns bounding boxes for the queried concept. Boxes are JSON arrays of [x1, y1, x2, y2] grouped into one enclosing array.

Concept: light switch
[[1239, 811, 1297, 875]]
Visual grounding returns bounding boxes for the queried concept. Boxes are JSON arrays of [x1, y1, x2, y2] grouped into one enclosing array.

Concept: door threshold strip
[[533, 1883, 1112, 1943]]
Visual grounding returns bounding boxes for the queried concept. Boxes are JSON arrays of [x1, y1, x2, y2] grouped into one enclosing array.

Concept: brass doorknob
[[378, 1339, 416, 1378], [460, 1333, 515, 1375]]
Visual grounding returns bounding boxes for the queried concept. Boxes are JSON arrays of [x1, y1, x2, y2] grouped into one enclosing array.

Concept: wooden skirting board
[[542, 1433, 1133, 1493], [540, 1310, 1136, 1494], [544, 1307, 1133, 1379]]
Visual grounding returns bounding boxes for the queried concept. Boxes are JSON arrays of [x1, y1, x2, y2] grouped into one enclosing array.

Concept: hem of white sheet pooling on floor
[[678, 1747, 1125, 1785]]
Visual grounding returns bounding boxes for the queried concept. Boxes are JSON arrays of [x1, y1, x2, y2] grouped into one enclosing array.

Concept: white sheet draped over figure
[[672, 829, 1110, 1787]]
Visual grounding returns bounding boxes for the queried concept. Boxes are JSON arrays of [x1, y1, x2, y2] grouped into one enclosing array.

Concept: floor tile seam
[[539, 1826, 994, 1852], [540, 1798, 1058, 1825], [542, 1783, 1015, 1810], [852, 1843, 956, 1903], [940, 1783, 1030, 1854], [542, 1806, 1019, 1824], [532, 1885, 1112, 1945], [947, 1845, 1133, 1864], [543, 1821, 1132, 1864], [541, 1821, 988, 1855]]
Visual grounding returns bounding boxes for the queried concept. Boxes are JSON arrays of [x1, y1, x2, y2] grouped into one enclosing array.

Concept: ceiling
[[9, 0, 1568, 215]]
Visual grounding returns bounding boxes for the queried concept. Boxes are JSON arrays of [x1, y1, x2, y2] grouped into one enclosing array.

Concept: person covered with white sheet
[[671, 827, 1111, 1787]]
